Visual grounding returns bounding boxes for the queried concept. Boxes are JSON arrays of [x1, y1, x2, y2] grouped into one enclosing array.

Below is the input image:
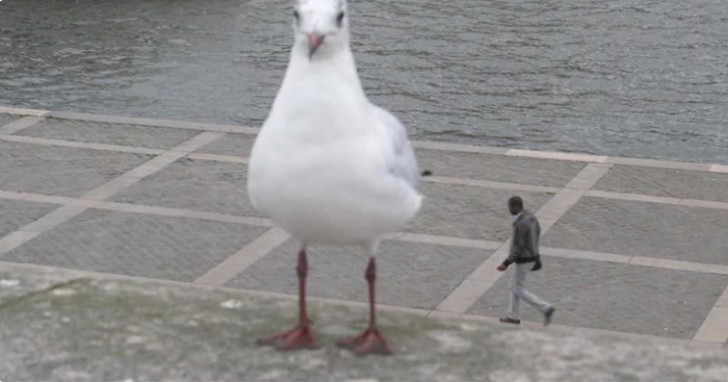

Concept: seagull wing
[[371, 104, 420, 190]]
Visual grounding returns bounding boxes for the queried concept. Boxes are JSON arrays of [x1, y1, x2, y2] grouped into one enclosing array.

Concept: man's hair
[[508, 196, 524, 208]]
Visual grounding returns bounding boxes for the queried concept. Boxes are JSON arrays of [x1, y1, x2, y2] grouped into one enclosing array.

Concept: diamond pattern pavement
[[0, 113, 20, 127], [542, 197, 728, 266], [0, 199, 59, 237], [3, 210, 268, 282], [1, 111, 728, 345], [15, 118, 201, 149], [228, 239, 493, 310], [110, 158, 258, 216], [468, 256, 728, 339], [416, 148, 586, 187], [194, 133, 256, 157], [593, 165, 728, 203], [0, 141, 152, 197], [406, 182, 552, 241]]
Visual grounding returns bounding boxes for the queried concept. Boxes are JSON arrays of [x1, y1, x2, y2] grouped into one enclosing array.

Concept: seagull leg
[[337, 257, 393, 356], [256, 248, 318, 350]]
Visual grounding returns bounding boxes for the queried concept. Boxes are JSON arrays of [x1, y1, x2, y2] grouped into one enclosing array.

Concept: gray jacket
[[503, 210, 541, 266]]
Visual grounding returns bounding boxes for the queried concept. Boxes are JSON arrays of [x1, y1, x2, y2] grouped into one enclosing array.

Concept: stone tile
[[711, 164, 728, 174], [680, 199, 728, 210], [406, 182, 552, 241], [593, 165, 728, 203], [194, 133, 256, 157], [0, 199, 59, 237], [15, 118, 200, 150], [228, 239, 493, 310], [48, 111, 256, 134], [413, 140, 509, 154], [0, 141, 153, 197], [629, 257, 728, 275], [586, 190, 681, 205], [0, 116, 46, 135], [693, 307, 728, 343], [110, 158, 258, 216], [507, 149, 608, 163], [542, 197, 728, 266], [608, 157, 711, 171], [2, 210, 268, 282], [0, 113, 19, 127], [415, 148, 586, 187], [468, 257, 728, 339]]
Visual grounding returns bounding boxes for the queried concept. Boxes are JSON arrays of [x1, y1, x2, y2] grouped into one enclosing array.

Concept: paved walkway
[[1, 106, 727, 350]]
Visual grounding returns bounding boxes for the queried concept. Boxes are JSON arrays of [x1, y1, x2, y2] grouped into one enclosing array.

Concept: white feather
[[247, 0, 422, 252]]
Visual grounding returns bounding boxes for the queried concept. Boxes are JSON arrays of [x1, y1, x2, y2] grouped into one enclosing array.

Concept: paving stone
[[406, 182, 552, 241], [195, 133, 256, 157], [416, 148, 586, 186], [468, 257, 728, 339], [0, 141, 152, 197], [228, 239, 493, 310], [15, 118, 201, 149], [542, 197, 728, 265], [594, 165, 728, 203], [0, 113, 20, 127], [0, 200, 59, 237], [111, 158, 258, 216], [2, 210, 268, 282]]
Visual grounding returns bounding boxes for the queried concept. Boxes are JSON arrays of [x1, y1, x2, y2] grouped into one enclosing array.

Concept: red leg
[[338, 257, 393, 356], [257, 248, 318, 350]]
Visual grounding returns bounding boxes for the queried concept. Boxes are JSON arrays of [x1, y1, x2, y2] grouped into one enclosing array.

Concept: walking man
[[497, 196, 555, 326]]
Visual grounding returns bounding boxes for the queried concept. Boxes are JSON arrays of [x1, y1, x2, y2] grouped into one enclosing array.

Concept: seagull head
[[291, 0, 349, 60]]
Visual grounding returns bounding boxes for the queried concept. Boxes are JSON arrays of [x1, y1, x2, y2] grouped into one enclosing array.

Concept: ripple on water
[[0, 0, 726, 163]]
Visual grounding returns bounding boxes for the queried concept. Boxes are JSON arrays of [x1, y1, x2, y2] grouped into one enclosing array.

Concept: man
[[497, 196, 555, 326]]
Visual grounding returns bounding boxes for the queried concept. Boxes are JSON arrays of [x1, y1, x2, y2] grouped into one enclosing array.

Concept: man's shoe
[[544, 307, 555, 326], [499, 317, 521, 325]]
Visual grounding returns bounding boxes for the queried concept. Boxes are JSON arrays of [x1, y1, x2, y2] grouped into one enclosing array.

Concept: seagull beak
[[308, 33, 325, 59]]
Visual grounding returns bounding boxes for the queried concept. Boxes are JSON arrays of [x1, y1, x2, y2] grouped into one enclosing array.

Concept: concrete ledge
[[0, 262, 726, 382], [0, 106, 50, 117], [47, 111, 260, 134], [506, 148, 608, 163], [607, 156, 712, 171], [0, 134, 166, 156]]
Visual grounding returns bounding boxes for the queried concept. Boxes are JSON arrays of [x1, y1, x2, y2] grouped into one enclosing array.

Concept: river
[[1, 0, 727, 163]]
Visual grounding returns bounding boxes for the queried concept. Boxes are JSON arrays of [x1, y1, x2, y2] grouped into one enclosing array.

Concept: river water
[[1, 0, 727, 163]]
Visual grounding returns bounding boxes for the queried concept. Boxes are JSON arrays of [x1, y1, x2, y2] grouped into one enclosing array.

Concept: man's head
[[508, 196, 524, 216]]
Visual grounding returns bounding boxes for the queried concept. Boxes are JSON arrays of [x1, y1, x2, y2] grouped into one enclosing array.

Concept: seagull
[[247, 0, 423, 356]]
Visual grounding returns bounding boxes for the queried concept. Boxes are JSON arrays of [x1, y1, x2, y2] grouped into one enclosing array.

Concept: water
[[1, 0, 727, 163]]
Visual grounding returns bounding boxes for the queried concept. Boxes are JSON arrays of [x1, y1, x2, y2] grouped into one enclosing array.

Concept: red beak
[[308, 33, 325, 59]]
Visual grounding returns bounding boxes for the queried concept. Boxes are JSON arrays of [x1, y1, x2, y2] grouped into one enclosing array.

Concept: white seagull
[[247, 0, 423, 356]]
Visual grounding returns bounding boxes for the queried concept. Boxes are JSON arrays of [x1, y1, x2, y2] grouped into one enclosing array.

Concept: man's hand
[[497, 264, 508, 272]]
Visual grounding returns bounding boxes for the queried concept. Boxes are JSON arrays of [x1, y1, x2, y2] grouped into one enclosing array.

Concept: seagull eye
[[336, 11, 345, 27], [293, 10, 300, 21]]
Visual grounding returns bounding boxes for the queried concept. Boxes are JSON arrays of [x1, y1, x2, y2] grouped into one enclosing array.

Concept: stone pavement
[[1, 106, 728, 356], [1, 262, 727, 382]]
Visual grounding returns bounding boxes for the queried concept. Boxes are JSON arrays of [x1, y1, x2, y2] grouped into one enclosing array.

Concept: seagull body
[[247, 0, 422, 355], [249, 86, 421, 248], [248, 15, 421, 250]]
